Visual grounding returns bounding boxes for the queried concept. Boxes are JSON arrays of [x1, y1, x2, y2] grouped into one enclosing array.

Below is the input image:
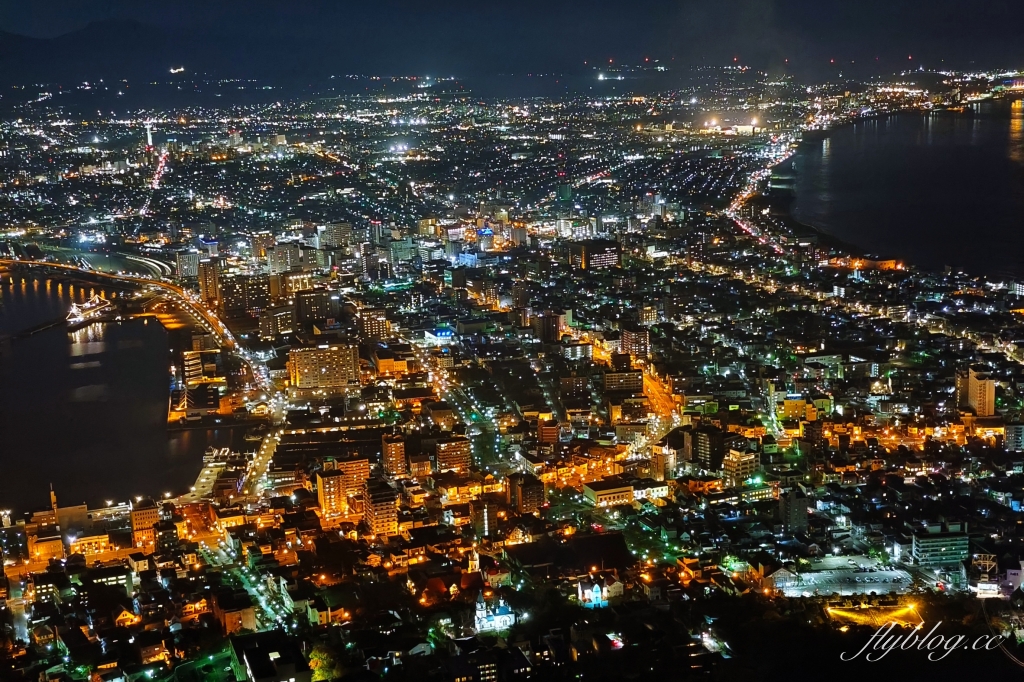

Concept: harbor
[[0, 273, 250, 511]]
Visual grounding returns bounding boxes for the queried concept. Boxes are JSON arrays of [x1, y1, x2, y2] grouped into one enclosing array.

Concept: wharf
[[174, 447, 234, 504]]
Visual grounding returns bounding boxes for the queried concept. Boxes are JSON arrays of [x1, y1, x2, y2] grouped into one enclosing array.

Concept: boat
[[67, 294, 112, 325], [244, 424, 269, 441], [203, 446, 231, 462]]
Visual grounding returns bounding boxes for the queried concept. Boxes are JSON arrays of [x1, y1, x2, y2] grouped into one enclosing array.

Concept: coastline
[[757, 153, 869, 260], [0, 272, 243, 512], [766, 101, 1019, 279]]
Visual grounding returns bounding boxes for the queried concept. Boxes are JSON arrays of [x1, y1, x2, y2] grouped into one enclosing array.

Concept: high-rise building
[[322, 222, 353, 248], [250, 232, 275, 260], [218, 276, 246, 318], [722, 447, 760, 488], [317, 470, 348, 518], [197, 259, 222, 306], [559, 373, 589, 398], [331, 457, 371, 495], [687, 425, 727, 471], [130, 499, 160, 549], [778, 489, 808, 535], [358, 307, 389, 340], [244, 275, 271, 316], [603, 370, 643, 393], [956, 365, 996, 417], [507, 473, 546, 514], [267, 242, 307, 274], [287, 343, 360, 397], [531, 311, 565, 343], [471, 497, 501, 538], [218, 274, 271, 318], [567, 239, 621, 270], [382, 435, 407, 477], [317, 457, 371, 519], [620, 325, 650, 360], [176, 251, 201, 279], [295, 289, 336, 324], [435, 436, 472, 473], [362, 477, 398, 537], [259, 305, 295, 340]]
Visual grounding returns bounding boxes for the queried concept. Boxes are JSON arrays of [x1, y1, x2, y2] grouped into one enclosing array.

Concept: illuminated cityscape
[[3, 2, 1024, 679]]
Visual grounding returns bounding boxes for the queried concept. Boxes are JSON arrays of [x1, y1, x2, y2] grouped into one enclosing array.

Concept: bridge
[[0, 258, 235, 349]]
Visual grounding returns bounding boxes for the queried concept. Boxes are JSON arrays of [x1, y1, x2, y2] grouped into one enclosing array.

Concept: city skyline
[[3, 5, 1024, 679]]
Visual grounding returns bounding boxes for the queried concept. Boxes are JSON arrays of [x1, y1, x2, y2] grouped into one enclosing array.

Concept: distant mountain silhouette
[[0, 20, 210, 84]]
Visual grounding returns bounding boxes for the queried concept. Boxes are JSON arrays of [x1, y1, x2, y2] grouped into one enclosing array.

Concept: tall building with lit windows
[[722, 447, 760, 488], [176, 251, 200, 279], [249, 232, 275, 259], [620, 324, 650, 360], [322, 222, 353, 248], [435, 436, 472, 473], [316, 470, 348, 518], [130, 498, 160, 548], [362, 477, 398, 537], [317, 456, 371, 518], [955, 365, 996, 417], [567, 239, 621, 270], [197, 258, 222, 306], [382, 435, 407, 477], [219, 274, 271, 318], [358, 307, 389, 340], [287, 343, 360, 398], [295, 289, 335, 323]]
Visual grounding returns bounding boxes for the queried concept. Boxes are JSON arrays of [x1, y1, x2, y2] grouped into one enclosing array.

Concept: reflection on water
[[794, 101, 1024, 277], [1010, 100, 1023, 165], [69, 384, 111, 402], [70, 341, 107, 356], [0, 277, 244, 512]]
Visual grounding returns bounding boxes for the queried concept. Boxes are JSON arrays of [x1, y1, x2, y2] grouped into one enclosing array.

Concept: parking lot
[[777, 555, 915, 597]]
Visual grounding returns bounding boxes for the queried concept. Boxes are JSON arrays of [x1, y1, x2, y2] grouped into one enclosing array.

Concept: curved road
[[0, 257, 235, 349]]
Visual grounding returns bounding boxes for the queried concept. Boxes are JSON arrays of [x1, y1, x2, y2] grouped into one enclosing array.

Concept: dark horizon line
[[2, 17, 1023, 87]]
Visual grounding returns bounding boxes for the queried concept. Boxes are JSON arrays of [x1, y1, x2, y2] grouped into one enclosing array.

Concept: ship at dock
[[66, 294, 113, 326]]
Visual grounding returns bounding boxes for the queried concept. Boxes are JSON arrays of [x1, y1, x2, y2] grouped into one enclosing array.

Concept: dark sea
[[793, 100, 1024, 278], [0, 276, 242, 513]]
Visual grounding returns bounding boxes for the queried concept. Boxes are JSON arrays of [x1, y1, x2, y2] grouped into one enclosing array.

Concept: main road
[[410, 340, 500, 468]]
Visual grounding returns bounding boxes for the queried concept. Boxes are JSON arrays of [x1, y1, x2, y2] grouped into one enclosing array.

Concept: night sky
[[1, 0, 1022, 78]]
